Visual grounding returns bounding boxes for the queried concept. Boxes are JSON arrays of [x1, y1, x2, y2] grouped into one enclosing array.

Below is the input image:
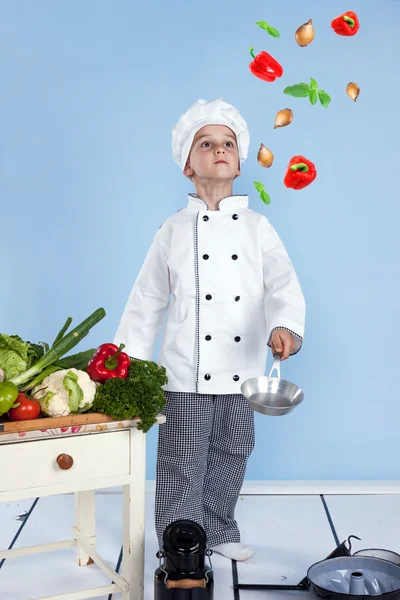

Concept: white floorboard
[[0, 494, 118, 599], [234, 495, 335, 599], [324, 495, 400, 556], [1, 493, 400, 599], [0, 498, 37, 559]]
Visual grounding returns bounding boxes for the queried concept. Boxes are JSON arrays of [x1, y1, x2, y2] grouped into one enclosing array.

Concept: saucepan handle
[[268, 353, 282, 379]]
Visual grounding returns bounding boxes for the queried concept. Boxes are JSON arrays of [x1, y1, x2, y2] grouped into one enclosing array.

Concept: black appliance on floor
[[154, 519, 214, 599]]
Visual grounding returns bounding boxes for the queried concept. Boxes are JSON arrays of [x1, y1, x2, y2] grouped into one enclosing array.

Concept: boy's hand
[[270, 329, 295, 361]]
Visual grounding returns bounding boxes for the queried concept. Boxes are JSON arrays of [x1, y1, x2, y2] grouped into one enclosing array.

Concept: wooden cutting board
[[0, 413, 136, 434]]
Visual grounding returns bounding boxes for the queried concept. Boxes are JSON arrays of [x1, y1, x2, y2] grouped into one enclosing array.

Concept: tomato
[[7, 393, 41, 421]]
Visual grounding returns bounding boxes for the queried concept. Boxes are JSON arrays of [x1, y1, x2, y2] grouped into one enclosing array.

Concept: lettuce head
[[0, 334, 45, 380]]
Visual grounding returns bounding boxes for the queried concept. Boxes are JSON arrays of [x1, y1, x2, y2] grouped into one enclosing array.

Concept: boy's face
[[183, 125, 241, 182]]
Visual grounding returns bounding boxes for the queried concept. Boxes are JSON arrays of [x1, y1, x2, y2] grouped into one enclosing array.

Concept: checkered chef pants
[[155, 391, 255, 550]]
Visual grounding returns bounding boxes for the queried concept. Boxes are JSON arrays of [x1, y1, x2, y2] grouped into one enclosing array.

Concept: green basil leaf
[[255, 20, 270, 30], [318, 90, 331, 107], [253, 181, 265, 193], [309, 90, 318, 105], [255, 21, 280, 37], [63, 370, 84, 413], [310, 78, 318, 90], [267, 26, 280, 37], [256, 21, 269, 31], [260, 191, 271, 205], [283, 83, 310, 98]]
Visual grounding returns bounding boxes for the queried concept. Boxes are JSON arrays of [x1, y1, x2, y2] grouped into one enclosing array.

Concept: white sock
[[211, 542, 254, 561]]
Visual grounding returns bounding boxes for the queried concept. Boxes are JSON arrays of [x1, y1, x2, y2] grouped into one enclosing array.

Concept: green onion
[[19, 365, 62, 392], [9, 308, 106, 387], [56, 348, 96, 370], [52, 317, 73, 347]]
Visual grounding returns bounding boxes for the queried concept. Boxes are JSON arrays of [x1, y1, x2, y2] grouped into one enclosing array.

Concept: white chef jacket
[[114, 193, 306, 394]]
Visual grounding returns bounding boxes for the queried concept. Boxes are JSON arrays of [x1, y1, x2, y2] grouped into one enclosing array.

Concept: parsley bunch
[[92, 359, 168, 433]]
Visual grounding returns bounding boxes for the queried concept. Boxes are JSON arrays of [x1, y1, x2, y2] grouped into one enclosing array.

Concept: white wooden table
[[0, 414, 166, 600]]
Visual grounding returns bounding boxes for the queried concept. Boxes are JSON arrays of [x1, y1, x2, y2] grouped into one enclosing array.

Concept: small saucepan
[[241, 354, 304, 416]]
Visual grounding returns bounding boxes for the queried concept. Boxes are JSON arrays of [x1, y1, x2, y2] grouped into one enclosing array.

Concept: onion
[[274, 108, 293, 129], [346, 82, 360, 102], [257, 144, 274, 168], [295, 19, 315, 47]]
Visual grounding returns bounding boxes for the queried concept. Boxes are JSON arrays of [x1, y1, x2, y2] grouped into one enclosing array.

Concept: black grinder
[[154, 519, 214, 599]]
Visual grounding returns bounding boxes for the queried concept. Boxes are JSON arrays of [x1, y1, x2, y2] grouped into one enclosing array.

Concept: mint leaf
[[309, 90, 318, 105], [318, 90, 331, 108], [63, 370, 84, 413], [253, 181, 265, 193], [255, 21, 280, 37], [255, 21, 270, 30], [260, 190, 271, 205], [310, 78, 318, 90], [267, 26, 280, 37], [284, 83, 310, 98]]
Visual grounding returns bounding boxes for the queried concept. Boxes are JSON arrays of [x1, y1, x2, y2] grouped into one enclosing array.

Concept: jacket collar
[[187, 193, 249, 212]]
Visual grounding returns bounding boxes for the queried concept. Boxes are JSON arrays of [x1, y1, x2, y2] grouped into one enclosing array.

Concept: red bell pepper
[[249, 47, 283, 82], [331, 11, 360, 36], [284, 156, 317, 190], [86, 343, 130, 382]]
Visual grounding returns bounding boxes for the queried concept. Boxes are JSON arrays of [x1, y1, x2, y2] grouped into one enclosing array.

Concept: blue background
[[1, 0, 399, 480]]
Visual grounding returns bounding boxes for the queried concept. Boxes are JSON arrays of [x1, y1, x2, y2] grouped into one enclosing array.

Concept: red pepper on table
[[331, 11, 360, 36], [86, 343, 130, 382], [284, 156, 317, 190], [249, 46, 283, 82]]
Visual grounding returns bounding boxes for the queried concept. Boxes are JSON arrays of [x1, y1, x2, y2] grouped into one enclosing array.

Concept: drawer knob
[[57, 454, 74, 470]]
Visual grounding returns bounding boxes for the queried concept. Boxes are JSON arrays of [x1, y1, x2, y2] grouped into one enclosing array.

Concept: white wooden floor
[[0, 491, 399, 599]]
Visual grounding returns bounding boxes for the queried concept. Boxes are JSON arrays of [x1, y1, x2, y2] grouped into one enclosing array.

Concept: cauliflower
[[32, 368, 97, 417]]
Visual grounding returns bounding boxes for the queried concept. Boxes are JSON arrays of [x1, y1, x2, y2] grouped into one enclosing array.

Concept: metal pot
[[307, 555, 400, 600], [353, 549, 400, 566], [240, 354, 304, 416]]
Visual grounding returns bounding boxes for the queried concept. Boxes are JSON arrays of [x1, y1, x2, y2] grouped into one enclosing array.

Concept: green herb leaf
[[267, 26, 280, 37], [318, 89, 331, 108], [260, 191, 271, 205], [63, 370, 84, 413], [284, 83, 310, 98], [309, 90, 318, 105], [255, 21, 280, 37], [253, 181, 265, 193], [255, 20, 270, 30], [310, 78, 318, 90]]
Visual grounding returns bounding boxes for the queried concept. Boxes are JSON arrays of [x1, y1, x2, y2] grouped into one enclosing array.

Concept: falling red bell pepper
[[249, 46, 283, 82], [284, 156, 317, 190], [331, 11, 360, 36], [86, 343, 130, 382]]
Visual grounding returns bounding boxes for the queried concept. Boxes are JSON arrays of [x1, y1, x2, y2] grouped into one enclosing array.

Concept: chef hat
[[172, 98, 250, 171]]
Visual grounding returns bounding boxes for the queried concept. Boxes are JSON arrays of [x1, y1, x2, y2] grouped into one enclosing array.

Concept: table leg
[[74, 489, 96, 566], [122, 426, 146, 600]]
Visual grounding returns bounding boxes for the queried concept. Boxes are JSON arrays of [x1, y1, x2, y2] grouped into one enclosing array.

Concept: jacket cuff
[[268, 326, 303, 356]]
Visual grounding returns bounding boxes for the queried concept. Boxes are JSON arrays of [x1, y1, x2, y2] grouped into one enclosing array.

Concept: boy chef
[[114, 98, 306, 561]]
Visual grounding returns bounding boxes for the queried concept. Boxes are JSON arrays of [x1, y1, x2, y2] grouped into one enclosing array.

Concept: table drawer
[[0, 431, 130, 492]]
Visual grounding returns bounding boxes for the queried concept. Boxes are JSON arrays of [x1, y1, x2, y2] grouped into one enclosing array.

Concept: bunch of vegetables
[[0, 308, 106, 420], [0, 309, 168, 433], [89, 348, 168, 433]]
